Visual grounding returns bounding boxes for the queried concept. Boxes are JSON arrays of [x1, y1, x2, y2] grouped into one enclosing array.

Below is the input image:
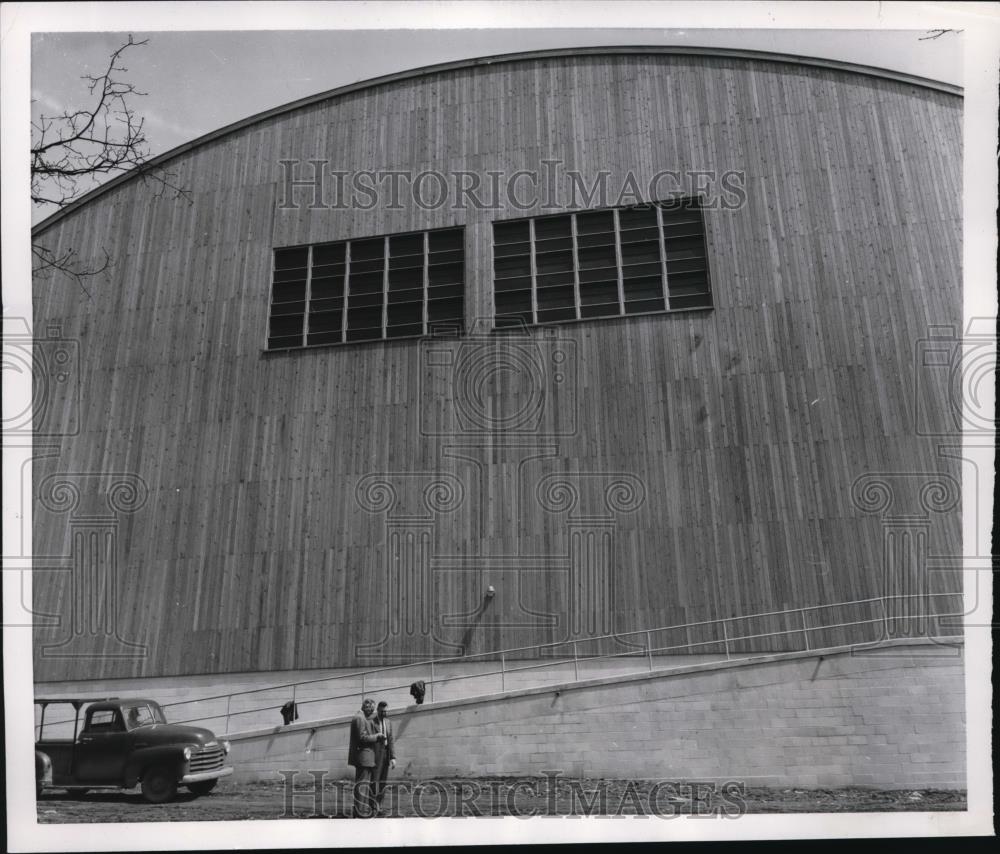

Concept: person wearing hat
[[372, 701, 396, 814], [347, 698, 381, 817]]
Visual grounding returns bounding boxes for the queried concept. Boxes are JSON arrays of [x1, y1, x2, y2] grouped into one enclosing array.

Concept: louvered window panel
[[268, 247, 309, 349], [659, 198, 713, 310], [493, 220, 533, 329], [267, 226, 464, 349], [491, 197, 711, 328]]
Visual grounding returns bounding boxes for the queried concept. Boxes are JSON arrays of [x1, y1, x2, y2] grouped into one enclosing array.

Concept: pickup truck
[[35, 697, 233, 803]]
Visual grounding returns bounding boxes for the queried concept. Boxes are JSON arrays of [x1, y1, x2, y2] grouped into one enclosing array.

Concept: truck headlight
[[221, 740, 230, 755], [183, 747, 192, 761]]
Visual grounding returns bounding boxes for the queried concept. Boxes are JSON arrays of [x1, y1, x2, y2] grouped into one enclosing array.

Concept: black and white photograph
[[2, 1, 997, 848]]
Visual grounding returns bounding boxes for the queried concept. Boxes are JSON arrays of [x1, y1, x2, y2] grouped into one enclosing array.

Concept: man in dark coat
[[347, 699, 380, 817], [372, 701, 396, 814]]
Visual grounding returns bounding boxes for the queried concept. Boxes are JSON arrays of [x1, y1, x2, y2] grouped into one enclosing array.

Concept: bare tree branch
[[31, 244, 110, 300], [31, 35, 192, 291]]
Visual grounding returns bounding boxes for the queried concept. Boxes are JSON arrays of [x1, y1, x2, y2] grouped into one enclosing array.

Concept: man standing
[[347, 699, 380, 817], [372, 701, 396, 815]]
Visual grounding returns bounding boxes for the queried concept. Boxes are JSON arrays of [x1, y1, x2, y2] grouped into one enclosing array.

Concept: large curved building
[[32, 47, 962, 683]]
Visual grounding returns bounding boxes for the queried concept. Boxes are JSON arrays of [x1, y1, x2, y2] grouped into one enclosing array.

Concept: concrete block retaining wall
[[224, 641, 965, 789], [35, 641, 965, 788]]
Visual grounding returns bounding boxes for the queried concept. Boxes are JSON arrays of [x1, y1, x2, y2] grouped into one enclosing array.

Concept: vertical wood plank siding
[[32, 54, 962, 679]]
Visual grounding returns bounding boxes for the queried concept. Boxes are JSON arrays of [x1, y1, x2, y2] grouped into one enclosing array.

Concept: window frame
[[491, 197, 713, 329], [123, 702, 158, 730], [266, 225, 465, 351], [84, 708, 125, 733]]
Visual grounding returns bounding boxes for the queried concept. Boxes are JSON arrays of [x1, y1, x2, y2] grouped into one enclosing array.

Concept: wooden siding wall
[[32, 54, 962, 679]]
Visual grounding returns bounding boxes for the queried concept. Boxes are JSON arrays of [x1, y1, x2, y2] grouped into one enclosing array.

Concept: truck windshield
[[124, 704, 161, 729]]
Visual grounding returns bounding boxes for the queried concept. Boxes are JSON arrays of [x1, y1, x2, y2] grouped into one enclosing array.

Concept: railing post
[[361, 671, 366, 701], [646, 631, 654, 671], [801, 609, 810, 650], [500, 654, 506, 692], [225, 694, 232, 734], [292, 682, 297, 704], [573, 641, 579, 681], [721, 619, 731, 660], [429, 660, 435, 703]]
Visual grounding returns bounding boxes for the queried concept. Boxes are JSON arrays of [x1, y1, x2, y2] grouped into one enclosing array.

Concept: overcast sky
[[29, 24, 962, 223]]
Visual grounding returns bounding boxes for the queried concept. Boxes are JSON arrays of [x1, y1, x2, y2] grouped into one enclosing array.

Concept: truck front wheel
[[141, 765, 178, 803], [187, 779, 218, 796]]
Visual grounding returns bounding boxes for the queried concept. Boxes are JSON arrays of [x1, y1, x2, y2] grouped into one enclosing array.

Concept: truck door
[[73, 708, 131, 784]]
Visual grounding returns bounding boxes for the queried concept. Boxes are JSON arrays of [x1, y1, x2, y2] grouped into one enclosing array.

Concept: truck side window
[[125, 704, 155, 728], [86, 709, 124, 733]]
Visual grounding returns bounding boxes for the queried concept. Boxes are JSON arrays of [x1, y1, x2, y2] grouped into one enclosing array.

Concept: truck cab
[[35, 697, 233, 803]]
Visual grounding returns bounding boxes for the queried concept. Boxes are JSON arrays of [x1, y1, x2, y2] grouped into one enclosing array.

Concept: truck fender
[[35, 750, 53, 787], [123, 745, 187, 788]]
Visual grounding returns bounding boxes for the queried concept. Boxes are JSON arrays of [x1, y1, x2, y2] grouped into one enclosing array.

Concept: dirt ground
[[36, 778, 967, 822]]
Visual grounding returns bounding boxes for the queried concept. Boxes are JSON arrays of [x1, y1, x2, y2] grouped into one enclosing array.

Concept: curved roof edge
[[32, 45, 962, 237]]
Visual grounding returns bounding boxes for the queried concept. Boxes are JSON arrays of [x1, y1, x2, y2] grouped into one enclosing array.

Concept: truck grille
[[189, 744, 225, 773]]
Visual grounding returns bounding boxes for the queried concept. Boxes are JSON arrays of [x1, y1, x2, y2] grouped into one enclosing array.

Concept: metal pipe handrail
[[37, 593, 964, 731], [162, 601, 965, 729], [187, 593, 961, 700], [172, 616, 966, 728], [154, 591, 962, 712], [170, 646, 677, 726], [168, 646, 655, 725]]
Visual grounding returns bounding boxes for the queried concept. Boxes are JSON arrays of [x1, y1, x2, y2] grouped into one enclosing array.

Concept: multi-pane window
[[492, 198, 712, 328], [267, 226, 464, 349]]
